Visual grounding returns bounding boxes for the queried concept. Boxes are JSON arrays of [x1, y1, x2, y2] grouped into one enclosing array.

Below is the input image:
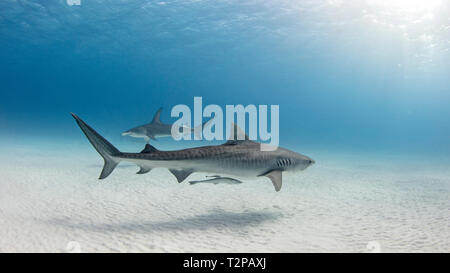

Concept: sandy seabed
[[1, 146, 449, 253]]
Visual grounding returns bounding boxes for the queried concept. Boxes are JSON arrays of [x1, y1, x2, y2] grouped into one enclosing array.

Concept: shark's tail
[[71, 113, 122, 179]]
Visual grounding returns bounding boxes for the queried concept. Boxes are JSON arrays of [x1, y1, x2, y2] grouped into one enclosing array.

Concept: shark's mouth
[[122, 132, 131, 136]]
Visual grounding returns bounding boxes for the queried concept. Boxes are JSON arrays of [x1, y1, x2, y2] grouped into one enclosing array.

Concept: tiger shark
[[122, 107, 210, 142], [72, 113, 314, 192]]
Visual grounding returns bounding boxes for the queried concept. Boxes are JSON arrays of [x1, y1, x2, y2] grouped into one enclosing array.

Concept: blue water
[[2, 1, 450, 253], [1, 0, 449, 157]]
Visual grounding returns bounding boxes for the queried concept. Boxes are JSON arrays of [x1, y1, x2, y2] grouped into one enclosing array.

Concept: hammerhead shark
[[72, 113, 314, 192], [122, 107, 209, 142]]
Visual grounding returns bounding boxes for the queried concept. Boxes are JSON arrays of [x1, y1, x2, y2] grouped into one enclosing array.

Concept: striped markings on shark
[[72, 113, 314, 192]]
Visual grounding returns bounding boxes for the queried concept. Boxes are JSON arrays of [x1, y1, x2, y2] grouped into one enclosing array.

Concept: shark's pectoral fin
[[137, 166, 152, 174], [170, 169, 193, 183], [260, 170, 282, 192]]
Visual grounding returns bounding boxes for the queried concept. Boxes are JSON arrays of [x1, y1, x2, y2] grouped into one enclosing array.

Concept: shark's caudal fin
[[71, 113, 122, 179]]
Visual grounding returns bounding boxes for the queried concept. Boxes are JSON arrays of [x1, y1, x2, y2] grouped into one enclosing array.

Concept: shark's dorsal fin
[[225, 122, 249, 145], [140, 144, 158, 153], [151, 107, 163, 124], [137, 166, 152, 174], [169, 169, 193, 183], [260, 170, 282, 192]]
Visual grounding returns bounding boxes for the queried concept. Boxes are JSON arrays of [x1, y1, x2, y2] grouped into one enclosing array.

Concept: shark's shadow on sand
[[48, 209, 282, 233]]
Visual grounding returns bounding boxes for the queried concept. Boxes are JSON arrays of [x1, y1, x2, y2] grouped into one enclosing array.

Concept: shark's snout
[[306, 157, 315, 167], [300, 156, 315, 170], [122, 131, 131, 136]]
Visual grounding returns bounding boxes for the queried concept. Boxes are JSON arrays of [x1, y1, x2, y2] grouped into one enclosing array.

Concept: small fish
[[188, 175, 243, 185]]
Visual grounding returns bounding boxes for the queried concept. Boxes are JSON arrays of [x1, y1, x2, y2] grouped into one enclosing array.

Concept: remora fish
[[188, 175, 243, 185], [72, 113, 315, 192], [122, 107, 210, 142]]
